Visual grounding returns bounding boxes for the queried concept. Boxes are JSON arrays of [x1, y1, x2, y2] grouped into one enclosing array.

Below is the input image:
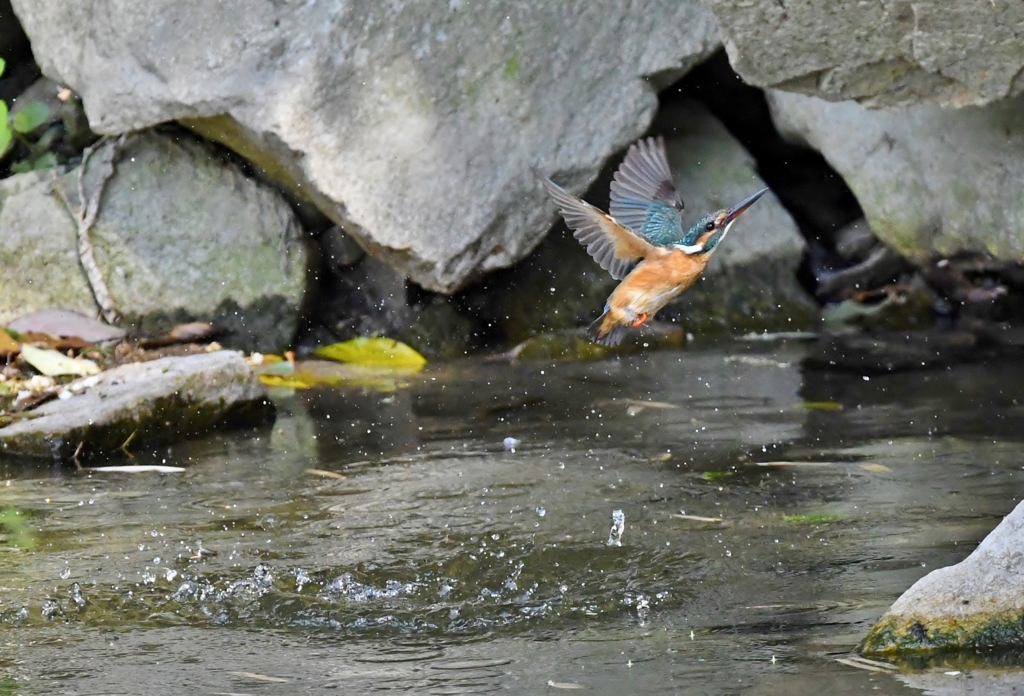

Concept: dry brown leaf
[[305, 468, 348, 480]]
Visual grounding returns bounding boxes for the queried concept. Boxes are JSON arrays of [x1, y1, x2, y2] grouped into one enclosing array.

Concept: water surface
[[3, 341, 1024, 694]]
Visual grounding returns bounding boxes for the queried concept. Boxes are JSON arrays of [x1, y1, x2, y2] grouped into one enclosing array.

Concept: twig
[[72, 441, 84, 470], [119, 428, 137, 456], [52, 134, 133, 325]]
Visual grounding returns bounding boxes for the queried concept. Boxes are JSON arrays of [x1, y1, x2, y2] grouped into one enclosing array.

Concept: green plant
[[0, 57, 55, 168]]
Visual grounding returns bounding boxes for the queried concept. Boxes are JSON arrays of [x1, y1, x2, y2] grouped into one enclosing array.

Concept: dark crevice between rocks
[[663, 50, 865, 298]]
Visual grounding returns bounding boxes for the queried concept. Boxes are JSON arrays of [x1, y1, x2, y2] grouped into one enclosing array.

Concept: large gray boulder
[[861, 497, 1024, 654], [0, 131, 309, 352], [9, 0, 720, 293], [701, 0, 1024, 108], [494, 102, 814, 340], [0, 351, 272, 463], [768, 90, 1024, 268]]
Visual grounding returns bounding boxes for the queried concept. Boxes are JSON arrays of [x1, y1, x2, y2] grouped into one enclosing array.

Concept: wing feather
[[539, 175, 658, 281], [609, 136, 684, 235]]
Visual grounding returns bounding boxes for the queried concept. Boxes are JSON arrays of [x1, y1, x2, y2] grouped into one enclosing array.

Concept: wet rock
[[816, 246, 909, 300], [767, 90, 1024, 270], [484, 102, 814, 341], [861, 498, 1024, 655], [834, 219, 879, 265], [819, 276, 936, 331], [0, 130, 310, 353], [10, 0, 720, 292], [320, 225, 365, 274], [305, 253, 473, 359], [805, 330, 975, 374], [0, 351, 273, 463], [503, 324, 686, 361], [702, 0, 1024, 108]]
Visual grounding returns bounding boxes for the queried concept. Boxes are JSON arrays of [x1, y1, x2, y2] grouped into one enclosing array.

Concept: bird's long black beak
[[724, 188, 769, 224]]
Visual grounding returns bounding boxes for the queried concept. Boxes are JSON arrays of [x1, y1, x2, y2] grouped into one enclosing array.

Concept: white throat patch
[[674, 242, 704, 254]]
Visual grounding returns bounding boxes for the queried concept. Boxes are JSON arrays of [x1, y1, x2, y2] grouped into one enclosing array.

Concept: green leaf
[[0, 103, 10, 157], [783, 513, 844, 525], [0, 57, 6, 79], [20, 343, 101, 376], [12, 101, 51, 134], [314, 337, 427, 369], [0, 506, 36, 549]]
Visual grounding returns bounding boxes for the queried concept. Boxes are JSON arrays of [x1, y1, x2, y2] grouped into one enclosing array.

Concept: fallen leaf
[[228, 672, 288, 683], [7, 308, 125, 343], [315, 337, 426, 369], [305, 468, 348, 480], [802, 401, 844, 411], [860, 463, 891, 473], [20, 344, 100, 377], [546, 681, 584, 690], [0, 329, 19, 356], [783, 513, 844, 524], [259, 375, 313, 389], [170, 322, 219, 342], [834, 656, 898, 673], [671, 513, 725, 523], [87, 465, 186, 473]]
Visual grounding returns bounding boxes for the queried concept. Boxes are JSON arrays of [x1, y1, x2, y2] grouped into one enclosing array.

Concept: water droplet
[[535, 506, 546, 517]]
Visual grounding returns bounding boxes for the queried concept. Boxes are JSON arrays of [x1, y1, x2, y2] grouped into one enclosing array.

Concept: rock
[[768, 90, 1024, 269], [9, 0, 720, 293], [0, 351, 273, 463], [834, 218, 879, 265], [320, 226, 365, 274], [805, 330, 975, 374], [861, 497, 1024, 654], [304, 252, 474, 359], [486, 102, 815, 341], [504, 324, 686, 361], [0, 130, 310, 353], [701, 0, 1024, 108], [816, 246, 908, 300]]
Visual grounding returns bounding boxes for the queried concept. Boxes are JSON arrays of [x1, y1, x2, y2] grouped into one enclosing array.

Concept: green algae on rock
[[861, 498, 1024, 655]]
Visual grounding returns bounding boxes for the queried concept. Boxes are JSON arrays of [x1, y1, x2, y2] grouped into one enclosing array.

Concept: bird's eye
[[705, 221, 715, 231]]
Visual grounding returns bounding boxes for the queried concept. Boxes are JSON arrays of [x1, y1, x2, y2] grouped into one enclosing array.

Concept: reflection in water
[[3, 342, 1024, 694]]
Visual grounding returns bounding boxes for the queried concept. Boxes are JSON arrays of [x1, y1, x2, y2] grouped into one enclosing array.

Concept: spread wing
[[540, 175, 658, 281], [609, 136, 685, 245]]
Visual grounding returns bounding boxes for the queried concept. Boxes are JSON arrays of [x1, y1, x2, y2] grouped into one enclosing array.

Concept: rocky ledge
[[0, 351, 273, 464]]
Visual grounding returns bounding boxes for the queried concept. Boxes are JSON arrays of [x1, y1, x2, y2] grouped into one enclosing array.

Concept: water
[[3, 340, 1024, 694]]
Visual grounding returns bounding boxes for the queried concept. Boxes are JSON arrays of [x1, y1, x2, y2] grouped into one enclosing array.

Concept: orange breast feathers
[[606, 249, 711, 317]]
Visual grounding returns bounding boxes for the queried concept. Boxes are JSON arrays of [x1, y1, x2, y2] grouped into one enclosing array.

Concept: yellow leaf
[[860, 463, 891, 473], [20, 343, 100, 376], [802, 401, 844, 411], [0, 329, 19, 356], [314, 338, 426, 370], [258, 374, 313, 389]]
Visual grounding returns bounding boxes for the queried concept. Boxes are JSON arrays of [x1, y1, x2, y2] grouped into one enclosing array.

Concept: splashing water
[[607, 508, 625, 547]]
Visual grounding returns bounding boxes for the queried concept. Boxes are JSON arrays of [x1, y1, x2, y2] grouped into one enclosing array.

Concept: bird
[[539, 136, 768, 346]]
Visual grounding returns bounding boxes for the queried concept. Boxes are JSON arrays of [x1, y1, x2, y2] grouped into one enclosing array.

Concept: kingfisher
[[540, 136, 768, 345]]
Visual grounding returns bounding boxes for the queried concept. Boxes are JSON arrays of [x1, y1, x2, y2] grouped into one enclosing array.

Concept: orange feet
[[630, 312, 649, 328]]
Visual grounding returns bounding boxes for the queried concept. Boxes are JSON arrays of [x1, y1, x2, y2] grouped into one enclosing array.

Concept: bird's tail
[[586, 310, 629, 346]]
